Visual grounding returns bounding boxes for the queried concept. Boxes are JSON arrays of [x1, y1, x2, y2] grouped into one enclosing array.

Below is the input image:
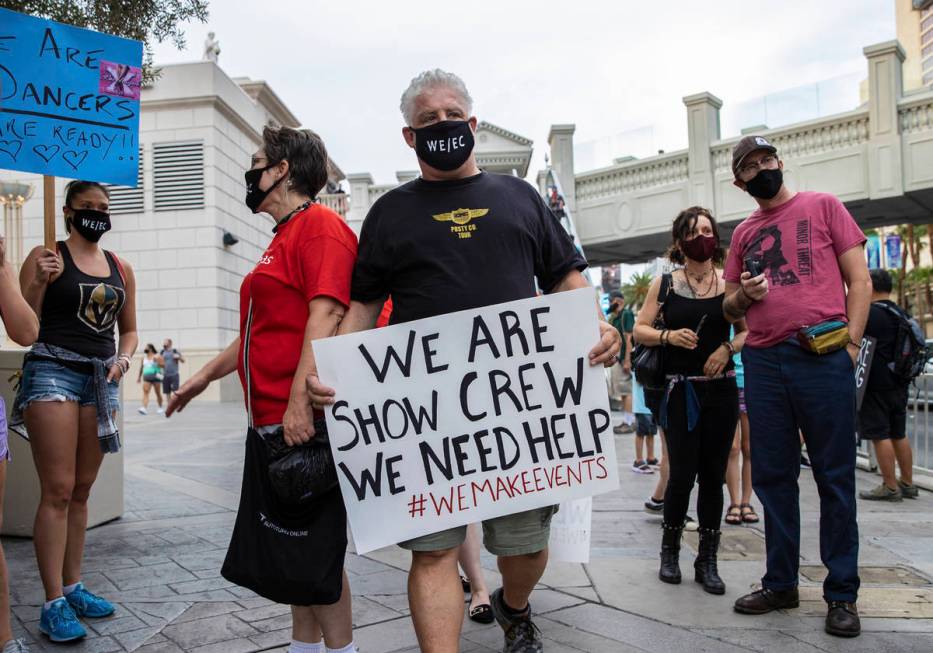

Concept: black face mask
[[745, 168, 783, 200], [69, 209, 111, 243], [244, 163, 286, 213], [411, 120, 475, 171]]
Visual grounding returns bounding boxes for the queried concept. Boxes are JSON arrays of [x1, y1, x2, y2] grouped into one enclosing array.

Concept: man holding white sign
[[308, 70, 621, 653]]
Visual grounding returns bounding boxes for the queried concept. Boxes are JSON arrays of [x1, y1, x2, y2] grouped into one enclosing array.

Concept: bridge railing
[[575, 150, 689, 203]]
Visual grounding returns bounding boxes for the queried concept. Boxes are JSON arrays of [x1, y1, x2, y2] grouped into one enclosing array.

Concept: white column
[[864, 40, 905, 199], [548, 124, 576, 212], [347, 172, 374, 235], [396, 170, 419, 184], [682, 92, 722, 210]]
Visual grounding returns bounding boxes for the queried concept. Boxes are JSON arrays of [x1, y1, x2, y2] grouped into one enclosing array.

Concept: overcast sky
[[151, 1, 895, 185]]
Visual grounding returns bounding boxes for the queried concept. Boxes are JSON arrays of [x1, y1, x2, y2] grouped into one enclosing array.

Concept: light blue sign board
[[885, 235, 902, 271], [0, 8, 142, 186], [866, 234, 881, 269]]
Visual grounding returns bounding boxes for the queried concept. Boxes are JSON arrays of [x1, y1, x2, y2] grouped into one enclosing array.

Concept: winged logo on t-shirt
[[432, 208, 489, 240], [432, 208, 489, 225]]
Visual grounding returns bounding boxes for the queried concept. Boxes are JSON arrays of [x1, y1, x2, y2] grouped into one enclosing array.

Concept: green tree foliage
[[1, 0, 209, 82], [621, 270, 654, 309]]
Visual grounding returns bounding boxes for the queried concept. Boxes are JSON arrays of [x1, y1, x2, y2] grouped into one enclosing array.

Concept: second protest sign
[[313, 287, 619, 554]]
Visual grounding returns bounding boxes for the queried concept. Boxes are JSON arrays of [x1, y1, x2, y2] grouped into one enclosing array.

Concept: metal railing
[[857, 374, 933, 483], [317, 193, 349, 219]]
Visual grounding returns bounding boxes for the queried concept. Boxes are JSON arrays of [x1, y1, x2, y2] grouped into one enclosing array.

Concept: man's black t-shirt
[[865, 299, 906, 391], [351, 172, 588, 325]]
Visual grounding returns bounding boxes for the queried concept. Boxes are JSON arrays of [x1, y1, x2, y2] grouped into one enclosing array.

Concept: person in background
[[457, 525, 494, 624], [160, 339, 185, 401], [608, 290, 636, 434], [0, 232, 41, 653], [16, 180, 138, 643], [725, 332, 757, 525], [723, 135, 870, 638], [137, 344, 164, 415], [858, 269, 919, 502], [634, 206, 745, 595], [631, 377, 656, 475]]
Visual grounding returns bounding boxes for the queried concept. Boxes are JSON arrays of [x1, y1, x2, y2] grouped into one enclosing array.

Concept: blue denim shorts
[[19, 358, 120, 413]]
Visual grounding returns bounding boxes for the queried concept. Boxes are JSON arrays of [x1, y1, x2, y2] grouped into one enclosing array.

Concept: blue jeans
[[743, 343, 860, 602]]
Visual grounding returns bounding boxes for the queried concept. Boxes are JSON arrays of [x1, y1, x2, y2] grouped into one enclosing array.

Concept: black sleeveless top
[[37, 242, 126, 359], [662, 284, 733, 377]]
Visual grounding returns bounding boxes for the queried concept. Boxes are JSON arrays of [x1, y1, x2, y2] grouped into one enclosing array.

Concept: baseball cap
[[732, 135, 777, 177]]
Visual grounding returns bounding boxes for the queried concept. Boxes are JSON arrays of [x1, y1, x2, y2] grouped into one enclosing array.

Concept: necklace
[[683, 267, 717, 298], [272, 200, 313, 233]]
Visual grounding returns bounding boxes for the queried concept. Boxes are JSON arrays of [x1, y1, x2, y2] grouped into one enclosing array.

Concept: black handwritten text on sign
[[312, 288, 619, 554], [0, 8, 142, 185]]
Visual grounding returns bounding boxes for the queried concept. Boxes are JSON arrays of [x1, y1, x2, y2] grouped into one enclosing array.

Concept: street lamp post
[[0, 181, 35, 269]]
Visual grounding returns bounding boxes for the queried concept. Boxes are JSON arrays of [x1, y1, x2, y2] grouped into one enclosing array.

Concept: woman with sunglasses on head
[[15, 180, 137, 642], [633, 206, 746, 595]]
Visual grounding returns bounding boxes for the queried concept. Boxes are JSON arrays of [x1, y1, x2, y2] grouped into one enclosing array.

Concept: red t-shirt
[[238, 204, 358, 427], [724, 191, 866, 348]]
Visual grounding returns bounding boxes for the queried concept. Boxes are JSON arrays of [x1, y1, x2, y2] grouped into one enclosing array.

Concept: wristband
[[722, 341, 735, 356]]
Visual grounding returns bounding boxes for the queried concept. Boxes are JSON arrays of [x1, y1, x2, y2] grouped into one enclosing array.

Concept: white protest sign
[[313, 288, 619, 554], [549, 497, 592, 563]]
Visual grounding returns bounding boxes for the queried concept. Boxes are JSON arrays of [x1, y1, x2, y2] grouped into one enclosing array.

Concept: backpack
[[875, 302, 927, 383]]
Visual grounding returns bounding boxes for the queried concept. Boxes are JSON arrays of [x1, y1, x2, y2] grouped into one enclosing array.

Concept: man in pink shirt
[[722, 135, 871, 638]]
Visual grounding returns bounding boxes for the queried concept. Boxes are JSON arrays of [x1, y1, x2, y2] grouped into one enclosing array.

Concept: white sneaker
[[157, 407, 165, 415], [137, 407, 148, 415]]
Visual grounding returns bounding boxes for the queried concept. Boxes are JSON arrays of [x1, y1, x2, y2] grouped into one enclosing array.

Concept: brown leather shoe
[[733, 588, 800, 614], [825, 601, 860, 637]]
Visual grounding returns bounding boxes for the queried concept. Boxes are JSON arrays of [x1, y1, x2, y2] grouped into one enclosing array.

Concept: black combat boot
[[694, 527, 725, 595], [659, 523, 682, 584]]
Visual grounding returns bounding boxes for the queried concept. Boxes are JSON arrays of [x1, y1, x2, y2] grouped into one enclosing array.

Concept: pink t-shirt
[[723, 191, 866, 348]]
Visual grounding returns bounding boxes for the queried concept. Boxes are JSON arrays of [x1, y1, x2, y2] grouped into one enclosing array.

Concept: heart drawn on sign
[[62, 150, 89, 171], [0, 140, 23, 161], [32, 144, 60, 163]]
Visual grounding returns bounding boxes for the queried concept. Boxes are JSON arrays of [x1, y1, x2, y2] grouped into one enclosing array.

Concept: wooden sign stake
[[43, 175, 55, 250]]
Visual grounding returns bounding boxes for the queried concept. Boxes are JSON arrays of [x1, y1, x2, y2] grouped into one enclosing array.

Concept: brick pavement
[[4, 403, 933, 652]]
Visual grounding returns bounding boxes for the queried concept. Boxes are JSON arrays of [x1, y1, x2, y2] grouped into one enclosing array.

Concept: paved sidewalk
[[4, 403, 933, 652]]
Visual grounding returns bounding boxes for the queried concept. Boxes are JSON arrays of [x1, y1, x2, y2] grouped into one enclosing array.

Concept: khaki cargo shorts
[[399, 505, 559, 556]]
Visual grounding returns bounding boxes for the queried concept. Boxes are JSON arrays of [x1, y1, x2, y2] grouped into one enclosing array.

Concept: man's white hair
[[399, 69, 473, 125]]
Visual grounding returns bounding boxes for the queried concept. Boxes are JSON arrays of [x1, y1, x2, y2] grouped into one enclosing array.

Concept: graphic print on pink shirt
[[724, 191, 866, 348]]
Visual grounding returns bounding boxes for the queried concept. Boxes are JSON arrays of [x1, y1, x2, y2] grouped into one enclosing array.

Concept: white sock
[[623, 411, 635, 424], [63, 582, 81, 595], [288, 640, 325, 653], [44, 596, 64, 610], [326, 644, 357, 653]]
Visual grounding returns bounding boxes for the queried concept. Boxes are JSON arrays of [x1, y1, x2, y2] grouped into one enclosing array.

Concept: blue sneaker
[[65, 583, 115, 618], [39, 598, 86, 642]]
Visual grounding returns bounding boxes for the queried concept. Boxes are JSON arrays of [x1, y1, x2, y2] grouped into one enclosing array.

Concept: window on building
[[153, 141, 205, 211], [923, 13, 933, 32], [106, 148, 144, 214], [923, 69, 933, 86], [924, 41, 933, 57]]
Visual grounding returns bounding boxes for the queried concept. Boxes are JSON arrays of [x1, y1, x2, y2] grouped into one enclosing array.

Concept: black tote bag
[[221, 428, 347, 606]]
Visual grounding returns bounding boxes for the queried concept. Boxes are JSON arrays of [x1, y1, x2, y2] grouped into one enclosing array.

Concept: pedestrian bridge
[[549, 41, 933, 264]]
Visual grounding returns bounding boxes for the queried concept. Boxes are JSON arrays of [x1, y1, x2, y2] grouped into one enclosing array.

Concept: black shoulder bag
[[631, 273, 672, 389]]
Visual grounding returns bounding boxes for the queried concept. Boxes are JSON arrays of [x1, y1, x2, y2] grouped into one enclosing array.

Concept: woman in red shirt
[[167, 126, 358, 653]]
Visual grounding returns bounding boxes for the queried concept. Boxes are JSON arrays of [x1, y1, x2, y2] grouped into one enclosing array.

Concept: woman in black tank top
[[634, 207, 747, 596], [15, 181, 138, 639]]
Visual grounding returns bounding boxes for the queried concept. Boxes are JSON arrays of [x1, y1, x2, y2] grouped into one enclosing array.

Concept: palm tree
[[621, 271, 654, 309]]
